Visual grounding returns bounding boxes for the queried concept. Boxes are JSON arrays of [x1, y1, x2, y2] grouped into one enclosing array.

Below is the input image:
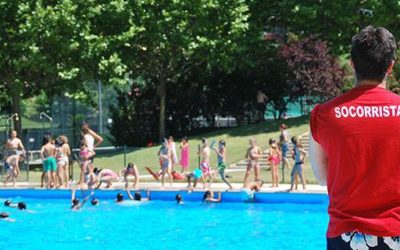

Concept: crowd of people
[[0, 122, 310, 218], [1, 122, 307, 193]]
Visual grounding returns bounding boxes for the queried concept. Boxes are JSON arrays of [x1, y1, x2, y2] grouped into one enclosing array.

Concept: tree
[[279, 37, 346, 105], [0, 0, 131, 134], [120, 0, 250, 140]]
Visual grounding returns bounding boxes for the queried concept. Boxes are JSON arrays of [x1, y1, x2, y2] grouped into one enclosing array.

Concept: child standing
[[179, 137, 189, 173], [158, 139, 173, 188], [2, 153, 24, 187], [40, 135, 57, 188], [289, 136, 307, 191], [79, 142, 90, 185], [268, 139, 281, 187], [212, 140, 232, 189]]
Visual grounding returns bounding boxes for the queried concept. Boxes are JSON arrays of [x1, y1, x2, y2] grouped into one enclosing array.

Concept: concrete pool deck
[[0, 181, 328, 194]]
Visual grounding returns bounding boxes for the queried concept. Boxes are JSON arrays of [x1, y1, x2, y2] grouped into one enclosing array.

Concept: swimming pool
[[0, 191, 328, 250]]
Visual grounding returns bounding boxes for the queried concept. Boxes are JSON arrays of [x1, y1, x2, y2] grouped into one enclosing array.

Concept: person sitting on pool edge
[[241, 181, 264, 203], [202, 191, 221, 203], [119, 163, 140, 189], [186, 168, 203, 190], [4, 200, 26, 210]]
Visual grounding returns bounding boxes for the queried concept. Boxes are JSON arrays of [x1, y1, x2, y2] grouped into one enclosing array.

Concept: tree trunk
[[10, 84, 22, 136], [158, 73, 167, 141]]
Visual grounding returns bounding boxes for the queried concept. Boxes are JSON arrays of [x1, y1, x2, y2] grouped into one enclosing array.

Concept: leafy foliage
[[279, 37, 346, 103]]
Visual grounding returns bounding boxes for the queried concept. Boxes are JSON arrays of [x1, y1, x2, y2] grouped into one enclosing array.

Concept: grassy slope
[[25, 116, 315, 184]]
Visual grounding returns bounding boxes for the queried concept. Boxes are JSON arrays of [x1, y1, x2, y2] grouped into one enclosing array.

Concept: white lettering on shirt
[[334, 105, 400, 118], [334, 107, 341, 118]]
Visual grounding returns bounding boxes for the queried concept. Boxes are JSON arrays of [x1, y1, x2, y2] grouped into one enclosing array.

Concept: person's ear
[[387, 60, 395, 75]]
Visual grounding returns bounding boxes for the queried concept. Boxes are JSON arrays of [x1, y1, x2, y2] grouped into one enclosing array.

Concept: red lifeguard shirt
[[310, 84, 400, 238]]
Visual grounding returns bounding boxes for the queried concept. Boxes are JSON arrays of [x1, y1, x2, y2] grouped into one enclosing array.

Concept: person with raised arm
[[71, 186, 94, 211], [81, 122, 103, 162], [211, 140, 232, 190], [202, 191, 221, 203]]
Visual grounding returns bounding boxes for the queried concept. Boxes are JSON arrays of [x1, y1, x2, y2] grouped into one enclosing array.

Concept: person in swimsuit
[[0, 212, 14, 222], [81, 123, 103, 162], [175, 194, 184, 204], [40, 135, 57, 188], [94, 168, 119, 189], [116, 189, 150, 203], [168, 136, 178, 170], [241, 181, 264, 203], [2, 152, 24, 187], [120, 163, 139, 188], [55, 135, 71, 188], [289, 136, 307, 191], [5, 130, 25, 156], [268, 139, 281, 188], [4, 200, 27, 210], [179, 137, 189, 173], [211, 140, 232, 189], [85, 163, 97, 190], [158, 140, 173, 188], [78, 141, 91, 186], [202, 191, 221, 203], [126, 188, 150, 201], [71, 186, 94, 211], [279, 124, 290, 170], [243, 138, 263, 186], [198, 138, 214, 188], [186, 168, 203, 190]]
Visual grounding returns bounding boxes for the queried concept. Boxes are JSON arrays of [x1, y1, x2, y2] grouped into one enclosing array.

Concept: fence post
[[123, 145, 127, 167], [26, 129, 30, 183]]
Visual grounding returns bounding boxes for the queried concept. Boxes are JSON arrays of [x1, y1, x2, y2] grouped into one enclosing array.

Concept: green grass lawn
[[22, 116, 317, 184]]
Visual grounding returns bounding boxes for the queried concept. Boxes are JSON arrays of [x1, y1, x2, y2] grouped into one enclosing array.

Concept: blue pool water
[[0, 194, 329, 250]]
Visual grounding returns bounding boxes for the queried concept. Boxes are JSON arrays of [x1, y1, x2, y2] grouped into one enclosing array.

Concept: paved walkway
[[0, 182, 327, 194]]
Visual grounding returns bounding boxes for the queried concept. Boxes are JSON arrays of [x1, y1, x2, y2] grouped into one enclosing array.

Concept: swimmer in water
[[0, 212, 14, 222], [4, 200, 26, 210], [127, 188, 150, 201], [202, 191, 222, 203], [71, 187, 94, 211], [175, 194, 184, 204], [116, 189, 151, 203], [91, 198, 99, 206]]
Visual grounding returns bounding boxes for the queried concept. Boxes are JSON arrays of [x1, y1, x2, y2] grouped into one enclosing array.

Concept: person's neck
[[355, 79, 386, 89]]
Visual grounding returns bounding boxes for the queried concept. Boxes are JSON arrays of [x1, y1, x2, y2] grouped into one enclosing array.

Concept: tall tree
[[121, 0, 250, 140]]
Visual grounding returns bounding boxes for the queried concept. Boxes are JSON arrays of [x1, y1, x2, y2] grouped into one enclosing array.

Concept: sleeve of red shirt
[[310, 104, 320, 144]]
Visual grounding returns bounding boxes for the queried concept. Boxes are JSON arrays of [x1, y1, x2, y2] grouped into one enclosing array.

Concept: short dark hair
[[351, 26, 397, 82], [116, 193, 124, 202], [134, 192, 141, 201], [17, 202, 26, 210]]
